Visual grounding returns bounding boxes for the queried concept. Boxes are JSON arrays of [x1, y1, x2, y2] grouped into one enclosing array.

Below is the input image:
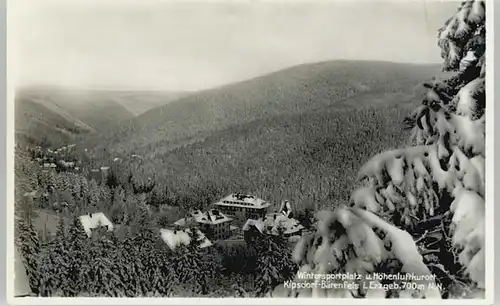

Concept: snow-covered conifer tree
[[275, 0, 486, 299]]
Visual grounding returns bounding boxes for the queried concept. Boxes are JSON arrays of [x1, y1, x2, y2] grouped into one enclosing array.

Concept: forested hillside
[[15, 98, 93, 148], [91, 61, 441, 155], [85, 61, 441, 211], [120, 91, 421, 210], [17, 87, 136, 133]]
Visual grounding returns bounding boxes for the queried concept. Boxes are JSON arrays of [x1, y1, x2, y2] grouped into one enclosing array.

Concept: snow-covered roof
[[279, 201, 293, 218], [78, 212, 114, 238], [160, 228, 212, 251], [59, 160, 75, 168], [14, 247, 31, 297], [264, 214, 304, 235], [243, 214, 304, 236], [242, 219, 266, 234], [214, 193, 271, 209], [191, 209, 233, 225]]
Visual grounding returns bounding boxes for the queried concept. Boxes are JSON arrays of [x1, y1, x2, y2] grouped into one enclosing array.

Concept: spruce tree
[[17, 218, 41, 295], [282, 0, 486, 299]]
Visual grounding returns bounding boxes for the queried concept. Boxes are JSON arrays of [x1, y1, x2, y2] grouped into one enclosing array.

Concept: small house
[[160, 228, 212, 251], [90, 169, 101, 183], [78, 212, 114, 238], [100, 166, 110, 181], [263, 213, 304, 237], [279, 200, 293, 218], [242, 213, 305, 243], [242, 219, 266, 244]]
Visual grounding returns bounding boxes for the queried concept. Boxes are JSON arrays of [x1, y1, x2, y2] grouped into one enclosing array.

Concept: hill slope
[[88, 60, 442, 209], [117, 88, 424, 210], [15, 97, 93, 147], [109, 91, 190, 116], [92, 60, 441, 155], [16, 87, 136, 133]]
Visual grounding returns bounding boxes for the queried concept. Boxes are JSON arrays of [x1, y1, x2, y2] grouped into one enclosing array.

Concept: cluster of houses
[[158, 193, 305, 250], [75, 193, 306, 251], [32, 144, 81, 172]]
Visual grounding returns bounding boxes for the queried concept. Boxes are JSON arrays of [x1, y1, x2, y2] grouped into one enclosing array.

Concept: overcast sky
[[12, 0, 459, 91]]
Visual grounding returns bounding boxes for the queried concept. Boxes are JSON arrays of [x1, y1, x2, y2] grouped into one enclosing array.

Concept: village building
[[242, 219, 266, 244], [78, 212, 114, 238], [242, 213, 304, 243], [214, 193, 271, 219], [265, 213, 304, 237], [100, 166, 110, 182], [90, 169, 101, 183], [190, 209, 233, 241], [279, 200, 293, 218], [160, 228, 212, 251]]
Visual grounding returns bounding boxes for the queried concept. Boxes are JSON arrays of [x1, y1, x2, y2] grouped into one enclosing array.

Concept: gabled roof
[[191, 209, 233, 225], [160, 228, 212, 251], [78, 212, 114, 238], [242, 219, 266, 234], [214, 193, 271, 209], [264, 214, 304, 235], [264, 215, 304, 234], [279, 201, 293, 218], [243, 214, 304, 236]]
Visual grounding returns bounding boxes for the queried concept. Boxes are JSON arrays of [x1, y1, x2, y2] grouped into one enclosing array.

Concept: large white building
[[214, 193, 271, 219]]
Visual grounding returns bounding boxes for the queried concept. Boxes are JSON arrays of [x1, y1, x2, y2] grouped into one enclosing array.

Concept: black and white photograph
[[8, 0, 492, 302]]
